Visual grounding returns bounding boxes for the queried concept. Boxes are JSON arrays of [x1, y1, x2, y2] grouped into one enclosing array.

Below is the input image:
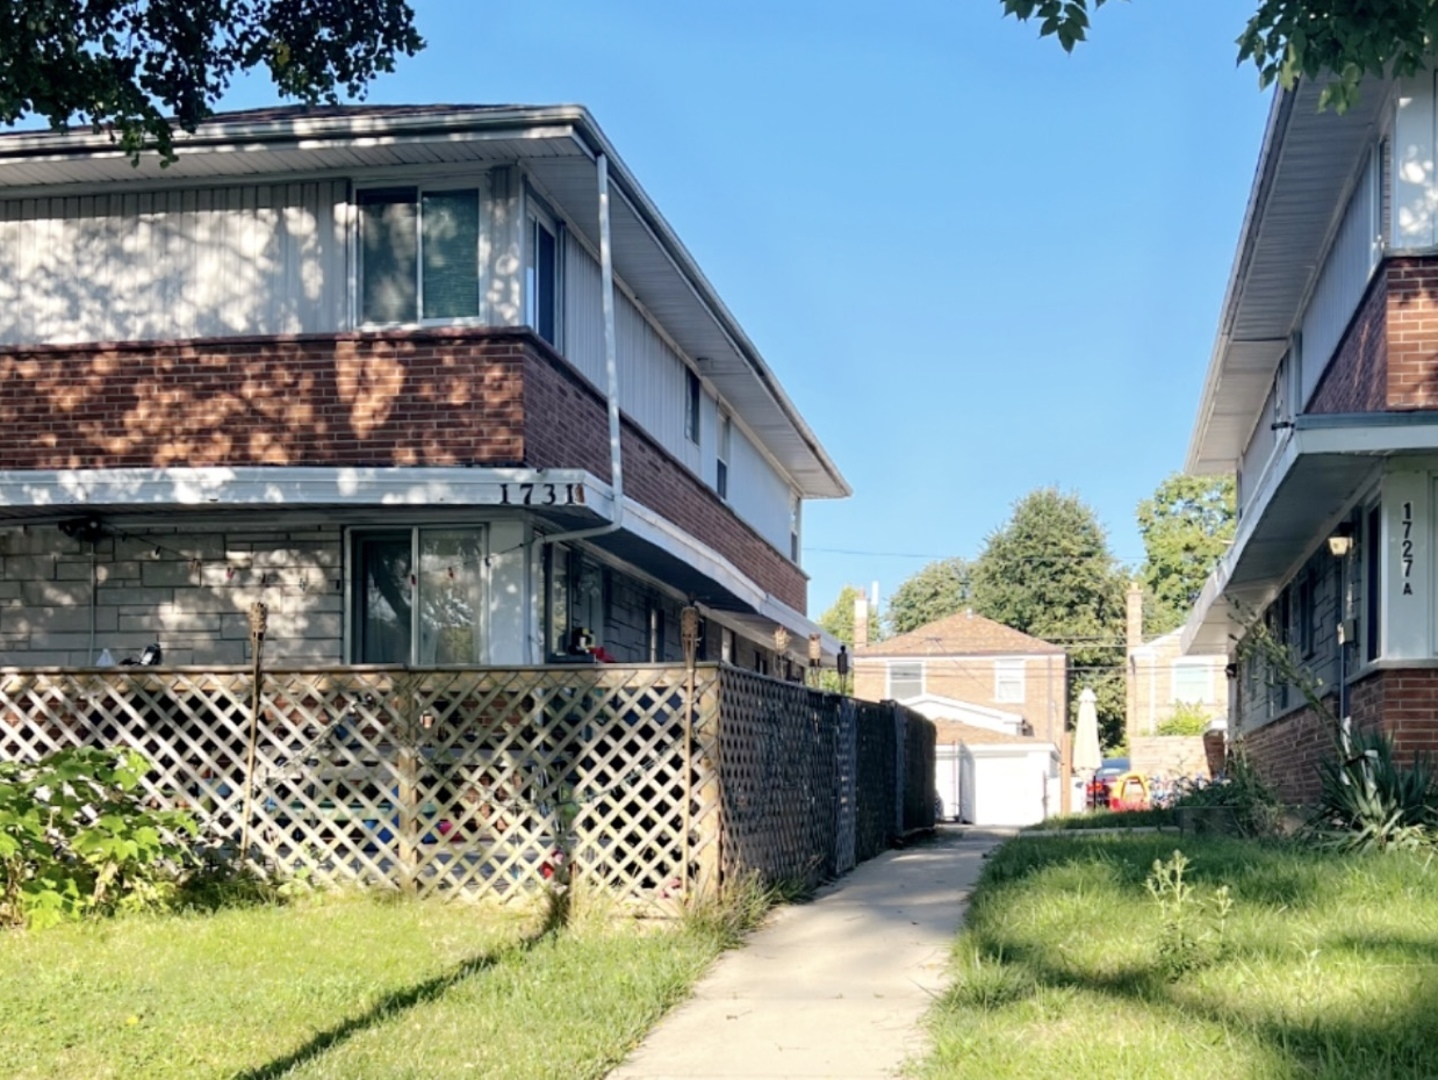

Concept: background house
[[0, 105, 847, 673], [853, 606, 1067, 823], [1124, 584, 1226, 778], [1181, 68, 1438, 800]]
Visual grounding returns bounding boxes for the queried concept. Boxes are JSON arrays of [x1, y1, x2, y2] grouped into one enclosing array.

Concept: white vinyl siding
[[1299, 145, 1383, 407], [727, 424, 796, 557], [0, 182, 349, 345], [562, 232, 797, 557], [562, 233, 701, 475]]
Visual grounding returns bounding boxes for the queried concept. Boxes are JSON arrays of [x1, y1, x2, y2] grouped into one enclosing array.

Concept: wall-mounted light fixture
[[1327, 522, 1354, 558]]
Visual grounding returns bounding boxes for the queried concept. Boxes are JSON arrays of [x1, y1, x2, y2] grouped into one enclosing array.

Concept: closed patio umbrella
[[1073, 686, 1103, 775]]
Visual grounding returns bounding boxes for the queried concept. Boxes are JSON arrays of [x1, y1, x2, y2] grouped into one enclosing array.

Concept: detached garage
[[935, 722, 1059, 826]]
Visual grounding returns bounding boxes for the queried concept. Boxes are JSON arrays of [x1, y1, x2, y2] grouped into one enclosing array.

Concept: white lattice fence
[[0, 665, 720, 912]]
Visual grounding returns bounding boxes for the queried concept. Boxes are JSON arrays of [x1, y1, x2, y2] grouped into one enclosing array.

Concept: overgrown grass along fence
[[0, 663, 934, 912]]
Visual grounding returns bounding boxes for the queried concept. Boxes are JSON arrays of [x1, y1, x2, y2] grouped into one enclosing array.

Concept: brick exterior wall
[[1385, 259, 1438, 409], [0, 326, 806, 615], [1309, 257, 1438, 414], [521, 343, 807, 612], [1126, 634, 1228, 741], [852, 655, 1067, 744], [1238, 669, 1438, 803], [1308, 269, 1388, 413], [0, 329, 528, 468]]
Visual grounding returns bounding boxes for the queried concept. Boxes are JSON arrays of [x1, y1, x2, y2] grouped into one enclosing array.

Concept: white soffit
[[1187, 76, 1392, 474]]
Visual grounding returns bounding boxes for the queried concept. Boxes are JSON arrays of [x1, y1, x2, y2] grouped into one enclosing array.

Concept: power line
[[809, 546, 1148, 562]]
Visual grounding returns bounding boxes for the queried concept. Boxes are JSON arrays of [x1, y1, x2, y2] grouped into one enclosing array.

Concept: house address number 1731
[[498, 482, 585, 507]]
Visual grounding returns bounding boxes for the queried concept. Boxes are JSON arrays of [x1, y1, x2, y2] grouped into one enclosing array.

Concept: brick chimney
[[1126, 581, 1144, 651], [853, 592, 869, 650]]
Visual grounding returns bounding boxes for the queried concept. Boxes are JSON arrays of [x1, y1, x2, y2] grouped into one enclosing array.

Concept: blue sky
[[223, 0, 1271, 620]]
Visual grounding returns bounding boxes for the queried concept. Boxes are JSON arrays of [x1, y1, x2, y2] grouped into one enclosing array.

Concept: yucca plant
[[1311, 725, 1438, 852]]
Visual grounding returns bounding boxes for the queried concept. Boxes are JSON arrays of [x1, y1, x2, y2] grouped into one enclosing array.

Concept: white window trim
[[716, 412, 731, 500], [1171, 660, 1214, 705], [523, 187, 564, 349], [355, 181, 491, 330], [888, 660, 924, 700], [994, 659, 1026, 704], [343, 523, 492, 666]]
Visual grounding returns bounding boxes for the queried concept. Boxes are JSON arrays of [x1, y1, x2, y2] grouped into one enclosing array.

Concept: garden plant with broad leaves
[[0, 747, 197, 929]]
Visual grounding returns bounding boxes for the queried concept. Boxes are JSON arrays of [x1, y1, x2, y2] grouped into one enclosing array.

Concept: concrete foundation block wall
[[0, 524, 344, 666]]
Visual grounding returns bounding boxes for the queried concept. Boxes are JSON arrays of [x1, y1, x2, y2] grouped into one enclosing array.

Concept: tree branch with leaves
[[0, 0, 424, 162], [1000, 0, 1437, 111]]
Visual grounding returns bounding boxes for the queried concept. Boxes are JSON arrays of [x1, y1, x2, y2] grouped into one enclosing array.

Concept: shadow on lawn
[[951, 838, 1438, 1074], [230, 930, 547, 1080], [965, 918, 1438, 1075]]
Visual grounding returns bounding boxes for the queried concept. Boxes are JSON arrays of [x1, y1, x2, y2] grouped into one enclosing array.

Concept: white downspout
[[539, 151, 624, 549]]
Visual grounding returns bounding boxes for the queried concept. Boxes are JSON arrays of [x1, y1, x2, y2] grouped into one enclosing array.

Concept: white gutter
[[1185, 86, 1294, 475], [538, 150, 624, 548]]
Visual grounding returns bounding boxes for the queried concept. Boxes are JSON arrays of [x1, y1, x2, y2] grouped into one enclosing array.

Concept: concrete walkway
[[608, 826, 1009, 1080]]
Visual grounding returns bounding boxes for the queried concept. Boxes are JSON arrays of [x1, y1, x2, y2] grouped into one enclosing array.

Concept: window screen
[[421, 190, 480, 319], [360, 189, 418, 324]]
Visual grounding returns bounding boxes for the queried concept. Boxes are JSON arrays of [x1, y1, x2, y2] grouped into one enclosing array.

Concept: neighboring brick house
[[1124, 586, 1226, 779], [1182, 68, 1438, 801], [853, 609, 1068, 746], [0, 105, 847, 669]]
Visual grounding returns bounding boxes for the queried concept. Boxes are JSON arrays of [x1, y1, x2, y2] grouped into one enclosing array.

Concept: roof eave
[[1186, 75, 1393, 475]]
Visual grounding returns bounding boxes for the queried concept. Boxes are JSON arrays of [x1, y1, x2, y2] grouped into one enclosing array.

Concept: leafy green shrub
[[1310, 726, 1437, 853], [1172, 754, 1282, 837], [0, 747, 197, 929], [1157, 701, 1210, 737]]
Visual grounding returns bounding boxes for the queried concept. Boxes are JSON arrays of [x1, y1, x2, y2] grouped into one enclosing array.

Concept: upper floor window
[[526, 211, 559, 346], [717, 413, 731, 500], [685, 370, 701, 444], [789, 493, 801, 562], [1172, 662, 1213, 704], [359, 188, 480, 325], [994, 659, 1025, 703], [889, 661, 923, 700]]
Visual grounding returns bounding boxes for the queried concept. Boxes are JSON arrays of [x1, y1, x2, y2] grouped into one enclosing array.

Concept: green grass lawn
[[914, 834, 1438, 1079], [0, 894, 727, 1079]]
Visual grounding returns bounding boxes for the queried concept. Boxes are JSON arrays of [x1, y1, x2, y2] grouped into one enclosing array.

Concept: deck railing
[[0, 663, 934, 911]]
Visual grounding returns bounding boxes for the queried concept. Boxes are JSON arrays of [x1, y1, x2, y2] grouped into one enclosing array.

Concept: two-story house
[[852, 608, 1066, 824], [0, 105, 848, 672], [1183, 70, 1438, 800]]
